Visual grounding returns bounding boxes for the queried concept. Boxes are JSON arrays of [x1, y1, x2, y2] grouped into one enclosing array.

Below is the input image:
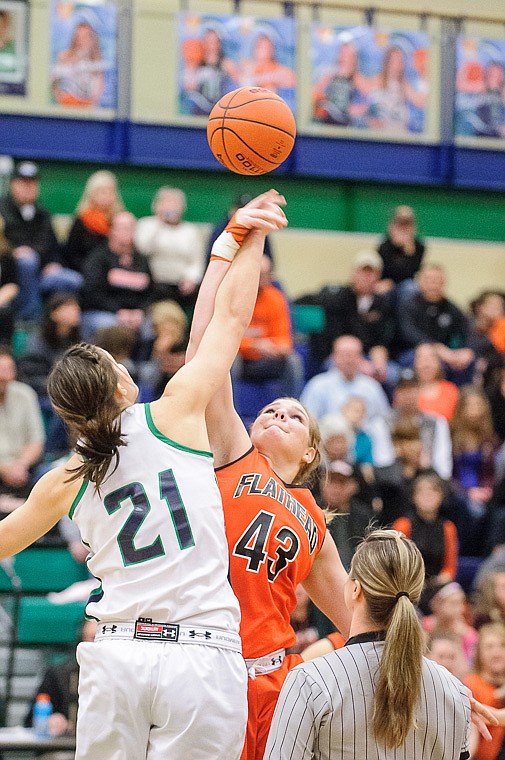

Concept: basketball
[[207, 87, 296, 176]]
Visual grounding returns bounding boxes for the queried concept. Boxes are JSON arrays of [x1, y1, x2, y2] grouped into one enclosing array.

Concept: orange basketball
[[207, 87, 296, 176]]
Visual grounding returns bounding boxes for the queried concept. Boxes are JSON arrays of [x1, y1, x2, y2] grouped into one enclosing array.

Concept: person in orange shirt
[[186, 191, 350, 760], [466, 623, 505, 760], [236, 255, 303, 397], [414, 342, 459, 421], [472, 291, 505, 354]]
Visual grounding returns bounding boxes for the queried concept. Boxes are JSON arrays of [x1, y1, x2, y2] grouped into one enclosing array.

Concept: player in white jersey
[[264, 529, 472, 760], [0, 192, 287, 760]]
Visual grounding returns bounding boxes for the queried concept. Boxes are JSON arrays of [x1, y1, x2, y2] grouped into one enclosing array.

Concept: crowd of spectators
[[3, 161, 505, 754]]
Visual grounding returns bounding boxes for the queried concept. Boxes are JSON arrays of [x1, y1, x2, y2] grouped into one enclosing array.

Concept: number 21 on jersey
[[103, 468, 194, 566]]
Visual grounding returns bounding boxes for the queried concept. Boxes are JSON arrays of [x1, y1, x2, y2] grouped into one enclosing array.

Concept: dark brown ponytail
[[47, 343, 126, 488]]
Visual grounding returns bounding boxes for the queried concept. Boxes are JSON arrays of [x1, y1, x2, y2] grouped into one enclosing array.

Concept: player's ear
[[351, 579, 362, 602], [114, 382, 128, 402], [302, 446, 316, 465]]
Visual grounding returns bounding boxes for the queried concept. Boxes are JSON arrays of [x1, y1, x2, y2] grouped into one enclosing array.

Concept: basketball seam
[[220, 89, 252, 173], [213, 97, 286, 110], [219, 127, 281, 165], [207, 116, 295, 140]]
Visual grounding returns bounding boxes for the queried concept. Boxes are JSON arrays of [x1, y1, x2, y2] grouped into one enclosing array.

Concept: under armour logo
[[189, 630, 212, 639], [101, 624, 117, 634], [271, 655, 283, 666], [162, 628, 178, 640]]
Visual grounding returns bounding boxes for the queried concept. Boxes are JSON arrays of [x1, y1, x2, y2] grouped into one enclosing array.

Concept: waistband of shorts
[[244, 649, 286, 677], [94, 620, 242, 654]]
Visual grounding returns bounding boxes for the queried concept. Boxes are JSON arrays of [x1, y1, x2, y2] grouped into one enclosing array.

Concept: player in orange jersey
[[186, 190, 350, 760]]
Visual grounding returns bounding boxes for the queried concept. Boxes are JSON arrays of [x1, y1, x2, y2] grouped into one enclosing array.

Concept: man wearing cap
[[314, 248, 397, 386], [376, 205, 425, 296], [0, 161, 82, 320]]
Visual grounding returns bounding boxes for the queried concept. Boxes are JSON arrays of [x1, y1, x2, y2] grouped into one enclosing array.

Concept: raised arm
[[185, 190, 287, 465], [167, 197, 286, 425]]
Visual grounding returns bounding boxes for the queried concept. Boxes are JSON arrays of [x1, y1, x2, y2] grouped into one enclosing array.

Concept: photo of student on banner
[[455, 36, 505, 140], [49, 0, 117, 110], [0, 1, 28, 96], [311, 26, 428, 135], [177, 13, 296, 117]]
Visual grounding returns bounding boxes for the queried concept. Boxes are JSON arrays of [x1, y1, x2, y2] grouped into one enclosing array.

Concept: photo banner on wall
[[49, 0, 117, 110], [455, 36, 505, 141], [310, 25, 429, 135], [177, 13, 296, 118], [0, 0, 28, 96]]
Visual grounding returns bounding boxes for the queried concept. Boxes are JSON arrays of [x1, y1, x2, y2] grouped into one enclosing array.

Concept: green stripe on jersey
[[69, 480, 89, 518], [144, 403, 213, 458]]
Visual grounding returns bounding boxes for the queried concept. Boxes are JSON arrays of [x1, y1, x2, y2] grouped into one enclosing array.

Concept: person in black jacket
[[377, 205, 425, 298], [398, 263, 475, 384], [0, 218, 18, 345], [311, 249, 397, 388], [0, 162, 82, 320], [80, 211, 153, 342]]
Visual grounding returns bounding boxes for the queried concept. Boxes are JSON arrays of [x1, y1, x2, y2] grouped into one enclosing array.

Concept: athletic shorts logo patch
[[134, 619, 179, 641], [101, 624, 117, 634]]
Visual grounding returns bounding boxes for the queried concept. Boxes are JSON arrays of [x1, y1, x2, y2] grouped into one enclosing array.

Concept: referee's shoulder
[[421, 656, 471, 706]]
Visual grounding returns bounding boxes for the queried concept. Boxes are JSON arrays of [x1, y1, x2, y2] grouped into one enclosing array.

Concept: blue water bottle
[[33, 693, 53, 740]]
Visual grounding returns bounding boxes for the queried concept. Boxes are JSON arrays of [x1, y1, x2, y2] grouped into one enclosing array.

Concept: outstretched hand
[[234, 189, 287, 234], [468, 690, 499, 741]]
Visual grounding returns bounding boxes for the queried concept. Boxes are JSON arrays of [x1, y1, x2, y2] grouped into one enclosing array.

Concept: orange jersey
[[217, 447, 326, 660]]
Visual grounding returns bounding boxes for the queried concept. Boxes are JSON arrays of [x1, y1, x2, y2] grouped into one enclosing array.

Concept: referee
[[264, 529, 471, 760]]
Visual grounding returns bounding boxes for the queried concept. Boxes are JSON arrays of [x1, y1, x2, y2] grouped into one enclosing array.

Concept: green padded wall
[[36, 160, 505, 243]]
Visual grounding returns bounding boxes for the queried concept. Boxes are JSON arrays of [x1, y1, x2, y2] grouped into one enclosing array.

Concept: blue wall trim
[[0, 112, 504, 190]]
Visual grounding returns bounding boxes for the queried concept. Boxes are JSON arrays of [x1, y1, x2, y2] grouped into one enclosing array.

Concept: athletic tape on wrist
[[210, 231, 240, 263]]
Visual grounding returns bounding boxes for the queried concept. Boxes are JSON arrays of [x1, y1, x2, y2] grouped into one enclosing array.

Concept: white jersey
[[69, 403, 240, 632]]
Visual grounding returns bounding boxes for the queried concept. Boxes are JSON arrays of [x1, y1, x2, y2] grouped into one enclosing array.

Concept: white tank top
[[69, 403, 240, 632]]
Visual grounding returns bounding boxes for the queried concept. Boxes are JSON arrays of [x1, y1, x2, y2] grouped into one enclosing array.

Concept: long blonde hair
[[76, 170, 124, 217], [350, 529, 425, 748]]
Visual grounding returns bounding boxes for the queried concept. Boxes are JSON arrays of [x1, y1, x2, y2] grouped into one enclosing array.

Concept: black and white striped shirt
[[264, 632, 471, 760]]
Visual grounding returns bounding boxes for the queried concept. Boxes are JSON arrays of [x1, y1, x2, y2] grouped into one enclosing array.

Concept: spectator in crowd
[[0, 161, 81, 320], [18, 293, 82, 399], [94, 324, 138, 381], [393, 471, 458, 611], [399, 264, 475, 385], [138, 300, 189, 401], [318, 413, 355, 465], [376, 204, 425, 297], [235, 254, 303, 398], [300, 335, 395, 467], [465, 623, 505, 760], [341, 396, 374, 466], [471, 291, 505, 350], [24, 619, 97, 736], [206, 193, 274, 266], [422, 582, 478, 673], [0, 346, 44, 512], [0, 215, 18, 346], [388, 369, 452, 480], [426, 631, 468, 681], [474, 570, 505, 630], [414, 342, 459, 421], [312, 248, 396, 384], [62, 170, 124, 274], [451, 387, 497, 516], [320, 459, 376, 571], [135, 187, 205, 311], [80, 211, 153, 341], [389, 367, 453, 480], [18, 293, 81, 457]]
